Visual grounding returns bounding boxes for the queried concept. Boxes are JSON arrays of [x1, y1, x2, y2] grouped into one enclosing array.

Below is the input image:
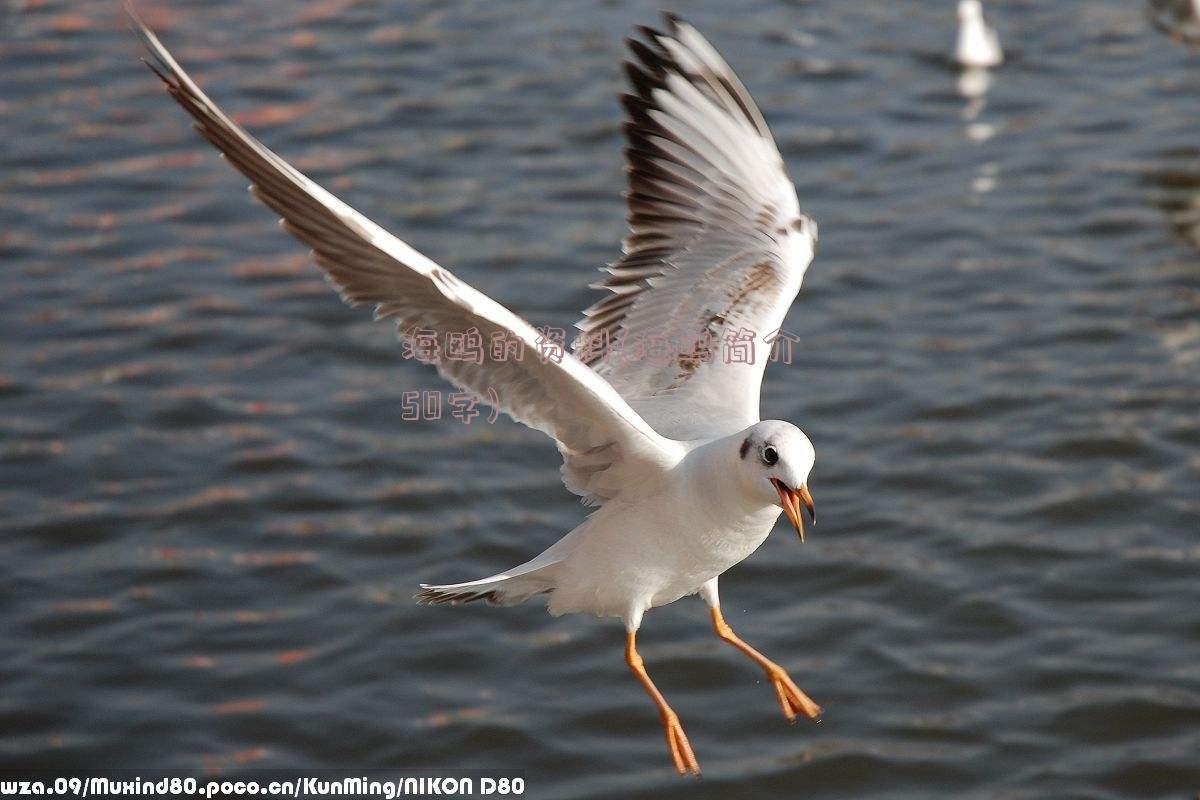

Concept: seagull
[[129, 6, 822, 776], [955, 0, 1004, 68], [1147, 0, 1200, 45]]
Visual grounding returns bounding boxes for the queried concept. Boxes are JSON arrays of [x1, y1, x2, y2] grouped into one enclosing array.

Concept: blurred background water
[[2, 1, 1199, 797]]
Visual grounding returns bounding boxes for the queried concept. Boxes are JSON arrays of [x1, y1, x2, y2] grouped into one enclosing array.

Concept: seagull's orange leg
[[625, 631, 700, 776], [709, 606, 822, 722]]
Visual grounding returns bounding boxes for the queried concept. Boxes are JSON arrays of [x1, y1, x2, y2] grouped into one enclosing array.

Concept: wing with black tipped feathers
[[577, 16, 816, 440], [129, 5, 682, 505]]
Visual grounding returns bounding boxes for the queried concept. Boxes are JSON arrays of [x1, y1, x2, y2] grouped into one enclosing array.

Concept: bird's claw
[[662, 712, 701, 776], [767, 667, 822, 723]]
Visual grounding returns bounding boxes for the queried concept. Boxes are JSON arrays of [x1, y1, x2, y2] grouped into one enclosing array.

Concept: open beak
[[771, 479, 816, 543]]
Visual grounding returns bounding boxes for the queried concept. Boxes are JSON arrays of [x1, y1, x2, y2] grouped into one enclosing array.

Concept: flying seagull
[[129, 6, 822, 776], [955, 0, 1004, 68]]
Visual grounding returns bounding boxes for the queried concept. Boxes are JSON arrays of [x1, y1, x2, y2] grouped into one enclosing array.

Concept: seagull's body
[[426, 424, 809, 622], [130, 6, 823, 776], [955, 0, 1004, 68]]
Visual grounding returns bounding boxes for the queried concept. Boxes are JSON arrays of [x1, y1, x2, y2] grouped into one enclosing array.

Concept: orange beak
[[771, 479, 816, 542]]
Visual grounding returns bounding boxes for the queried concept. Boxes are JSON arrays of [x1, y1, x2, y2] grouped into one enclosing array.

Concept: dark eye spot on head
[[739, 437, 751, 460], [762, 445, 779, 466]]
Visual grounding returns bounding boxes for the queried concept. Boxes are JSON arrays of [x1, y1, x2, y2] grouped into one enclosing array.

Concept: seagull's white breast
[[547, 440, 781, 620]]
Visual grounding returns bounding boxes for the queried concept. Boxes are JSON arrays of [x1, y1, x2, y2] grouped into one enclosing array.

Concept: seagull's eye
[[761, 445, 779, 466]]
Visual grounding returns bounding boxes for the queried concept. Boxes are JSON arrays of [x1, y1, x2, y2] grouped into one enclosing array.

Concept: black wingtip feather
[[626, 40, 667, 77], [635, 24, 666, 46], [140, 56, 170, 84]]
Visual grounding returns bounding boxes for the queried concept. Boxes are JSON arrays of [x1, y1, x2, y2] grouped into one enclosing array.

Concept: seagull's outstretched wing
[[130, 8, 680, 505], [578, 16, 816, 440]]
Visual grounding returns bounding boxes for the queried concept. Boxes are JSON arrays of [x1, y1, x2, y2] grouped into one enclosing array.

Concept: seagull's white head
[[736, 420, 816, 542], [958, 0, 984, 23]]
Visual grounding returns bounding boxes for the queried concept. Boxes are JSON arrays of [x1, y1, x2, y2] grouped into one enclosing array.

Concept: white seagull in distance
[[955, 0, 1004, 68], [130, 6, 822, 776], [1147, 0, 1200, 45]]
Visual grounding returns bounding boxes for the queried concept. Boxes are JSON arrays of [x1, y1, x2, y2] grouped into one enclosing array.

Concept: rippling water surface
[[2, 1, 1199, 797]]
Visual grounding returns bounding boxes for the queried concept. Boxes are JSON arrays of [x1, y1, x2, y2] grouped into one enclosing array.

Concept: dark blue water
[[2, 1, 1198, 797]]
